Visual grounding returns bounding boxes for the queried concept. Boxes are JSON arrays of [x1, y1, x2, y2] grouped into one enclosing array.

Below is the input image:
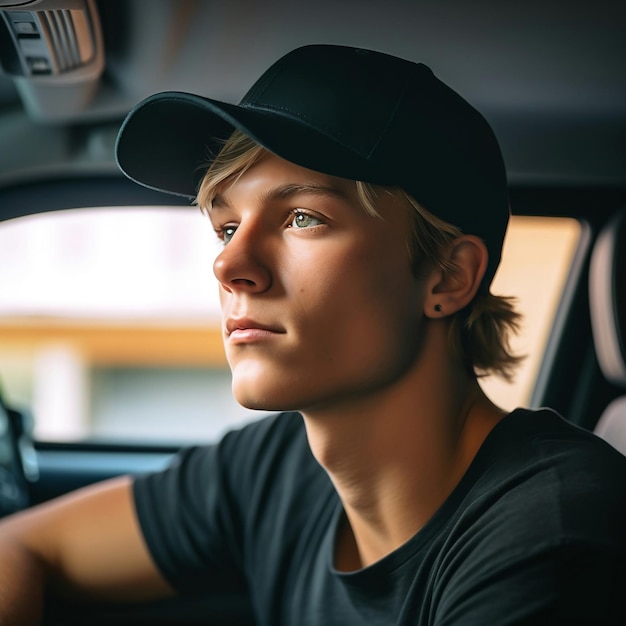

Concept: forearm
[[0, 537, 47, 626], [0, 476, 173, 623]]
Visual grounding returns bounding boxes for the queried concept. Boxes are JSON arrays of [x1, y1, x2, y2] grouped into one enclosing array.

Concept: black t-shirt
[[133, 409, 626, 624]]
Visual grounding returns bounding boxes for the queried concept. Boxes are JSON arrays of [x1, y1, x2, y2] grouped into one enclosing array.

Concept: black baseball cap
[[116, 44, 510, 285]]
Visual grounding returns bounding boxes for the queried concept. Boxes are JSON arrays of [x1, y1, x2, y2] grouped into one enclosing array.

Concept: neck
[[301, 322, 505, 570]]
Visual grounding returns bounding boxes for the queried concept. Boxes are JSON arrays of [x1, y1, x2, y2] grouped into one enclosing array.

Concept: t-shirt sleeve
[[132, 440, 248, 594], [131, 411, 313, 597]]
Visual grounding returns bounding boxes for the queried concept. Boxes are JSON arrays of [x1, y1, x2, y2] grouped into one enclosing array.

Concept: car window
[[0, 207, 581, 443], [481, 215, 582, 409]]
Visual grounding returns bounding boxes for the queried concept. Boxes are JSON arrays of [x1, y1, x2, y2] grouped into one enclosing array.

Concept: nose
[[213, 224, 272, 294]]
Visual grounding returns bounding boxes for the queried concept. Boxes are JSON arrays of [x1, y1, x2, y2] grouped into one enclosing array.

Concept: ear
[[423, 235, 489, 318]]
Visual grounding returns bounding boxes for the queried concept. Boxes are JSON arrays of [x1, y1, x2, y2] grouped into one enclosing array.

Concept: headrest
[[589, 210, 626, 387]]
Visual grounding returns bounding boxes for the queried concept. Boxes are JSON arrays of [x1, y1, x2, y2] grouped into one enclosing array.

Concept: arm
[[0, 476, 174, 625]]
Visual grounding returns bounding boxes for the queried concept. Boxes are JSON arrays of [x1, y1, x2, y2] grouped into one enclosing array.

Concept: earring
[[434, 304, 443, 313]]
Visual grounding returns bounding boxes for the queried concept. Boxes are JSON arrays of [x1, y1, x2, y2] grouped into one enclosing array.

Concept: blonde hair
[[196, 130, 523, 381]]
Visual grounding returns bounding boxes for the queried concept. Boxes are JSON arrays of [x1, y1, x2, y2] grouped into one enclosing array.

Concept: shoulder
[[148, 410, 315, 496], [480, 407, 626, 479], [462, 408, 626, 549], [433, 409, 626, 623], [218, 411, 321, 492], [220, 410, 308, 458], [133, 411, 314, 512]]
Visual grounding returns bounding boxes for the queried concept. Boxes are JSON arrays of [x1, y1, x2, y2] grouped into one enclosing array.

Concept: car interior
[[0, 0, 624, 623]]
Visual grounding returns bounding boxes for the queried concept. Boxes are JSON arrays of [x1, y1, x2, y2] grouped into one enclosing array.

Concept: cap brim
[[115, 91, 383, 200]]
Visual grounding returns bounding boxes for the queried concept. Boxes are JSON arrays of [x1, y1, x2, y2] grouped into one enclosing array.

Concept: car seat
[[589, 209, 626, 454]]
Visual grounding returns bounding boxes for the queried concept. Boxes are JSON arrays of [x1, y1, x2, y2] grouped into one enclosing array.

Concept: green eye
[[292, 211, 323, 229], [222, 226, 237, 244]]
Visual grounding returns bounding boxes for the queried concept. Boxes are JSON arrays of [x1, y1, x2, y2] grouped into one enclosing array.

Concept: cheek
[[293, 241, 421, 337], [348, 234, 417, 304], [349, 241, 424, 347]]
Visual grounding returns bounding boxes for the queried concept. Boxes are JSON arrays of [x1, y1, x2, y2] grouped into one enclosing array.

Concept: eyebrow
[[209, 182, 351, 212], [263, 183, 351, 203]]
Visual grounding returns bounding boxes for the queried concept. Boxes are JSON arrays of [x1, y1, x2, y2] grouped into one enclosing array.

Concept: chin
[[232, 377, 291, 411], [229, 359, 298, 411], [233, 389, 296, 412]]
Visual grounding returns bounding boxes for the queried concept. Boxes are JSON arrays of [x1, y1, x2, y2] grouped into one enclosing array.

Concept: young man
[[1, 44, 625, 625]]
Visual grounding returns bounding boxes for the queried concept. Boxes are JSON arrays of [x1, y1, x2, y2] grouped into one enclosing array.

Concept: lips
[[225, 317, 285, 343]]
